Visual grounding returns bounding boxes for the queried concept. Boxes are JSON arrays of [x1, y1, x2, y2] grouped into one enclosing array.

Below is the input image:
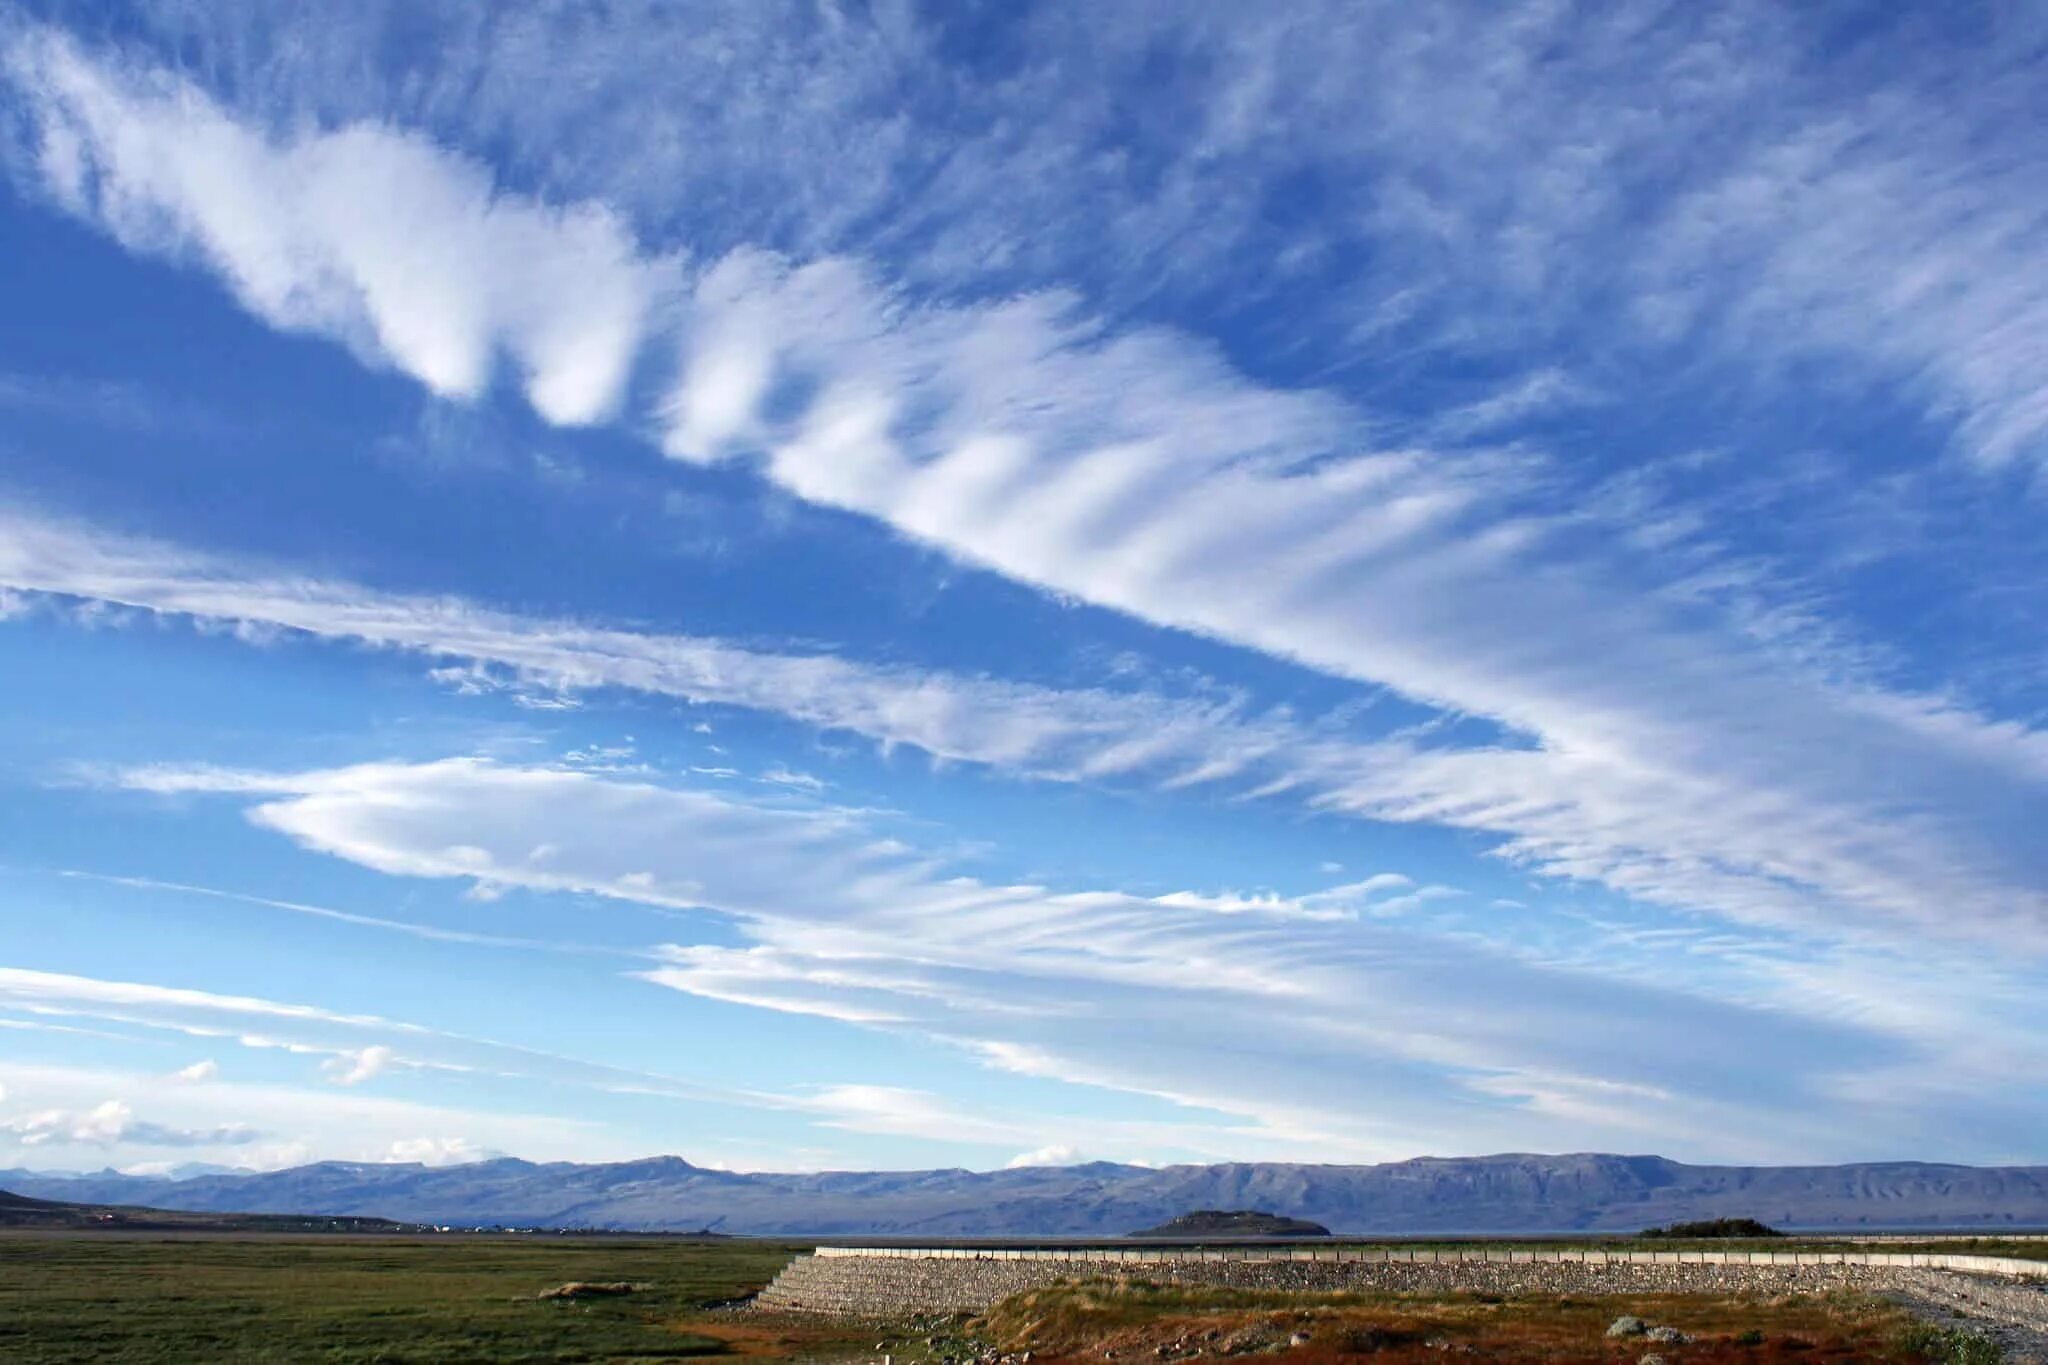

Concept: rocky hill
[[7, 1153, 2047, 1236]]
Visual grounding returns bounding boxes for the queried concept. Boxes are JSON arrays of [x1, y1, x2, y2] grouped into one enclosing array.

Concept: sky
[[1, 1, 2045, 1179]]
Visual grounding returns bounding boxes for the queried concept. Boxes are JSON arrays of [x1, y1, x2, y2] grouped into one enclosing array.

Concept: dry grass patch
[[977, 1279, 1969, 1364]]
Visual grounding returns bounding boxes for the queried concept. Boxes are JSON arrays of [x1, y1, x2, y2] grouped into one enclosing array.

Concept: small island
[[1638, 1217, 1783, 1239], [1128, 1209, 1332, 1239]]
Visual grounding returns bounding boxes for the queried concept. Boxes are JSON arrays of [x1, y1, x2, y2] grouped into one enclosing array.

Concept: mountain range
[[7, 1153, 2046, 1235], [0, 1187, 418, 1234]]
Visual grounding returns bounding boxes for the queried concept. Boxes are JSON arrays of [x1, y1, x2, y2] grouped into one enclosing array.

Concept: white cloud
[[322, 1045, 393, 1086], [651, 252, 2048, 951], [59, 869, 620, 956], [757, 765, 826, 793], [46, 2, 2048, 477], [4, 9, 2048, 1164], [1638, 87, 2048, 471], [0, 511, 1344, 794], [0, 963, 771, 1120], [171, 1059, 218, 1083], [0, 1061, 631, 1170], [3, 28, 657, 425], [7, 510, 2046, 957], [10, 20, 2048, 954], [0, 1098, 258, 1148], [1005, 1143, 1084, 1169], [385, 1136, 493, 1166], [803, 1085, 1016, 1143], [113, 753, 2047, 1163], [0, 965, 419, 1034], [12, 22, 2031, 962]]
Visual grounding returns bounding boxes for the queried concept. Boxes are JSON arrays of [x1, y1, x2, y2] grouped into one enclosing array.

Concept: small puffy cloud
[[1005, 1144, 1083, 1169], [322, 1045, 394, 1086], [386, 1136, 493, 1166], [171, 1059, 218, 1083], [238, 1141, 312, 1171], [1, 1098, 258, 1148]]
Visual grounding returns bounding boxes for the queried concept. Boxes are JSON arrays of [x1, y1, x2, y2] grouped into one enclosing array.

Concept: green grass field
[[0, 1234, 848, 1363]]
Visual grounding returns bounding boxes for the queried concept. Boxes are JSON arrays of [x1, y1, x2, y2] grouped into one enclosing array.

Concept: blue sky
[[1, 0, 2046, 1176]]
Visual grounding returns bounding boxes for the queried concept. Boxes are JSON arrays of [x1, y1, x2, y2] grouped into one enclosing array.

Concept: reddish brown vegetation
[[982, 1285, 1933, 1365]]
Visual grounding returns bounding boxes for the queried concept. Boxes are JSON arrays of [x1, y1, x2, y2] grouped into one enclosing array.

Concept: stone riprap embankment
[[754, 1245, 2048, 1319]]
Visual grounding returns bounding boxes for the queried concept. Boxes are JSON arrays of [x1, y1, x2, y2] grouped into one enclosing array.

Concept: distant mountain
[[8, 1153, 2048, 1236], [0, 1186, 419, 1234], [1131, 1209, 1331, 1238]]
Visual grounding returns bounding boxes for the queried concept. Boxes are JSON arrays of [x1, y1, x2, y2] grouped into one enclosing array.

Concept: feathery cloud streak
[[20, 4, 2048, 473], [5, 510, 2045, 956], [3, 27, 655, 423], [0, 963, 1369, 1165], [4, 28, 2046, 953], [102, 754, 2035, 1163]]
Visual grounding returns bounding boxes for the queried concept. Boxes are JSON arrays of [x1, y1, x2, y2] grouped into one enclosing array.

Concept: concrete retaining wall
[[812, 1244, 2046, 1276], [756, 1244, 2046, 1318]]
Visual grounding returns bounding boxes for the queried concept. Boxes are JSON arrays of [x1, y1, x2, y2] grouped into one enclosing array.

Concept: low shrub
[[1895, 1320, 2005, 1364]]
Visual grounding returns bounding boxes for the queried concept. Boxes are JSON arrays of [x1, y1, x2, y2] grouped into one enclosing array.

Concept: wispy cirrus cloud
[[0, 960, 1356, 1166], [4, 6, 2048, 1170], [0, 953, 1304, 1164], [22, 4, 2048, 475], [3, 27, 659, 424], [6, 504, 2047, 956], [5, 22, 2047, 964], [0, 509, 1333, 788], [57, 869, 637, 957], [0, 964, 753, 1113], [101, 753, 2046, 1164]]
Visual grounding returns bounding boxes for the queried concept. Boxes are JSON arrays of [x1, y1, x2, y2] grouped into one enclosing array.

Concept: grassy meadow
[[0, 1233, 852, 1363]]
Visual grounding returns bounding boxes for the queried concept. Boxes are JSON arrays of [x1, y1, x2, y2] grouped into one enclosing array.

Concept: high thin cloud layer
[[0, 961, 1341, 1166], [6, 26, 2046, 957], [101, 755, 2048, 1163], [16, 4, 2048, 472], [6, 509, 2044, 957], [3, 6, 2046, 1169], [665, 257, 2048, 951]]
